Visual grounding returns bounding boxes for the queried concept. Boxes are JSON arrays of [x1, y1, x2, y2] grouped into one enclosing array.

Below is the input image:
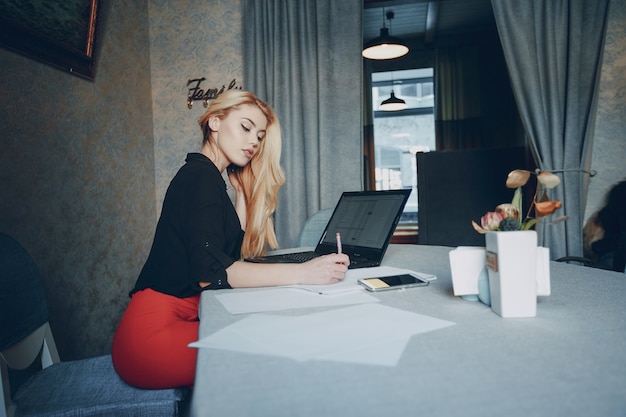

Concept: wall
[[586, 0, 626, 220], [0, 1, 155, 359], [148, 0, 243, 211]]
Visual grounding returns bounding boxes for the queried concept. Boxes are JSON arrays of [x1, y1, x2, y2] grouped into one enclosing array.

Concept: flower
[[480, 211, 504, 231], [472, 169, 564, 233], [495, 203, 520, 221]]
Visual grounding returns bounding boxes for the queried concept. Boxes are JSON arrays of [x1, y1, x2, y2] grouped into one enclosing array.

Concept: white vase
[[485, 230, 538, 318]]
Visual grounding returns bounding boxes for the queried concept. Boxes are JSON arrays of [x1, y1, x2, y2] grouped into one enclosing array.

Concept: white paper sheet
[[215, 287, 379, 315], [189, 303, 455, 366], [214, 266, 437, 314]]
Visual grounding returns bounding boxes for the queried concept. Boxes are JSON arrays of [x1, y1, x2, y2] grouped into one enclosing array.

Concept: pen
[[336, 232, 342, 254]]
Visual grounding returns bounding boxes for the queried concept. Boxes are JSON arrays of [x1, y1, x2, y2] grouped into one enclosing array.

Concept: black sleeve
[[184, 171, 243, 290]]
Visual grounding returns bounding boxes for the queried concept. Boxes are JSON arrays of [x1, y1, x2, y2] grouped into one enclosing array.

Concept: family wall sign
[[186, 78, 243, 109]]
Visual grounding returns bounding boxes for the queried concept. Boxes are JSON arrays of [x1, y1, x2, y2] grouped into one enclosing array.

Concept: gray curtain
[[491, 0, 610, 259], [435, 45, 484, 150], [434, 39, 525, 151], [242, 0, 363, 248]]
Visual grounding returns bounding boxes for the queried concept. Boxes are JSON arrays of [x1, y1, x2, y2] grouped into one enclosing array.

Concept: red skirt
[[112, 288, 200, 389]]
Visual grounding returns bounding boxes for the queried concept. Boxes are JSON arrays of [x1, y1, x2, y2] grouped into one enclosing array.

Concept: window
[[371, 68, 435, 225]]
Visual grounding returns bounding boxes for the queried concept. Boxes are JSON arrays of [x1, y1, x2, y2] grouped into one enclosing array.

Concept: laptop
[[245, 189, 412, 269]]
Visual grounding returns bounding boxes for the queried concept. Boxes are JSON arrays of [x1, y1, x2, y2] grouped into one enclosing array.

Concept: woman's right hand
[[298, 253, 350, 285]]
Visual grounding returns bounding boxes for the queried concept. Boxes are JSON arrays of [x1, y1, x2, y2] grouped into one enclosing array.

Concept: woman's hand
[[298, 253, 350, 285]]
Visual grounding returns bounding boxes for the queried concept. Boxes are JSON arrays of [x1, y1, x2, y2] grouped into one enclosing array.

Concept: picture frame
[[0, 0, 103, 81]]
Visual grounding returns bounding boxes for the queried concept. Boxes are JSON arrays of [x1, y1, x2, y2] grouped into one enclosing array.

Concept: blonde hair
[[198, 90, 286, 258]]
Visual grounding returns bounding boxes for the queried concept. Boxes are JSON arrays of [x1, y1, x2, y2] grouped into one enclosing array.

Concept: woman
[[112, 90, 349, 389]]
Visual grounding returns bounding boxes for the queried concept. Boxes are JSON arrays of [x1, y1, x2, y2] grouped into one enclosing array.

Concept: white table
[[190, 245, 626, 417]]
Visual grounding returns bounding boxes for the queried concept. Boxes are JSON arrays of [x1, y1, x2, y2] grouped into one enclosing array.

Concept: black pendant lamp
[[380, 72, 407, 111], [362, 10, 409, 60], [380, 91, 407, 111]]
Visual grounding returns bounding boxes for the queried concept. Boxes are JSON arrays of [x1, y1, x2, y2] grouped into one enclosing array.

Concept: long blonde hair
[[198, 90, 286, 258]]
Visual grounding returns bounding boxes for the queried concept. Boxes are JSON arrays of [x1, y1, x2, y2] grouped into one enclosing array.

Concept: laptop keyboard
[[279, 252, 318, 262], [280, 252, 371, 268]]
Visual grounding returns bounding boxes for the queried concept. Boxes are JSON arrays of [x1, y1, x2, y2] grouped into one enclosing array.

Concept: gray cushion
[[14, 355, 189, 417]]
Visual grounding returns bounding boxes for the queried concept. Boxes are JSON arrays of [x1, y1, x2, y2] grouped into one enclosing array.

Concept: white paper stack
[[189, 303, 455, 366]]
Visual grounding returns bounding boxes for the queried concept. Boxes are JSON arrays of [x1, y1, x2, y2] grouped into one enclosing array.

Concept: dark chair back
[[416, 146, 530, 246], [0, 233, 49, 351]]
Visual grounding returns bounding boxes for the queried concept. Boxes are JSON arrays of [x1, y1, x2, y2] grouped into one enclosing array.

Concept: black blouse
[[131, 153, 243, 298]]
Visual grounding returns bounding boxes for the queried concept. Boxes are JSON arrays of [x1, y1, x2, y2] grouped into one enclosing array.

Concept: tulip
[[481, 211, 504, 231], [471, 220, 487, 234], [537, 172, 561, 189], [495, 203, 520, 221], [506, 169, 531, 188], [534, 200, 562, 217]]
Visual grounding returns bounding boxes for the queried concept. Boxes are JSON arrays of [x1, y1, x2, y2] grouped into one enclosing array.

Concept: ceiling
[[364, 0, 496, 45]]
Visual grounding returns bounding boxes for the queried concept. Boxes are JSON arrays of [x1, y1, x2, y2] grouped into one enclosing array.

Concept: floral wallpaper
[[148, 0, 243, 212], [0, 0, 159, 360], [0, 0, 624, 360], [586, 0, 626, 221]]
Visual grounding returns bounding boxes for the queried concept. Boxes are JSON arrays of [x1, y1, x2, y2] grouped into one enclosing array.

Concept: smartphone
[[358, 274, 429, 292]]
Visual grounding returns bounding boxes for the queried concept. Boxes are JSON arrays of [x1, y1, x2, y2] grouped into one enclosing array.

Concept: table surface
[[190, 244, 626, 417]]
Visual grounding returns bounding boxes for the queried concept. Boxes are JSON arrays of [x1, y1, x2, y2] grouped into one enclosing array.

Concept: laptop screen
[[317, 190, 411, 251]]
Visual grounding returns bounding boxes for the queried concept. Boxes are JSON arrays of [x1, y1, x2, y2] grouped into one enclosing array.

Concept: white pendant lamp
[[362, 10, 409, 60]]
